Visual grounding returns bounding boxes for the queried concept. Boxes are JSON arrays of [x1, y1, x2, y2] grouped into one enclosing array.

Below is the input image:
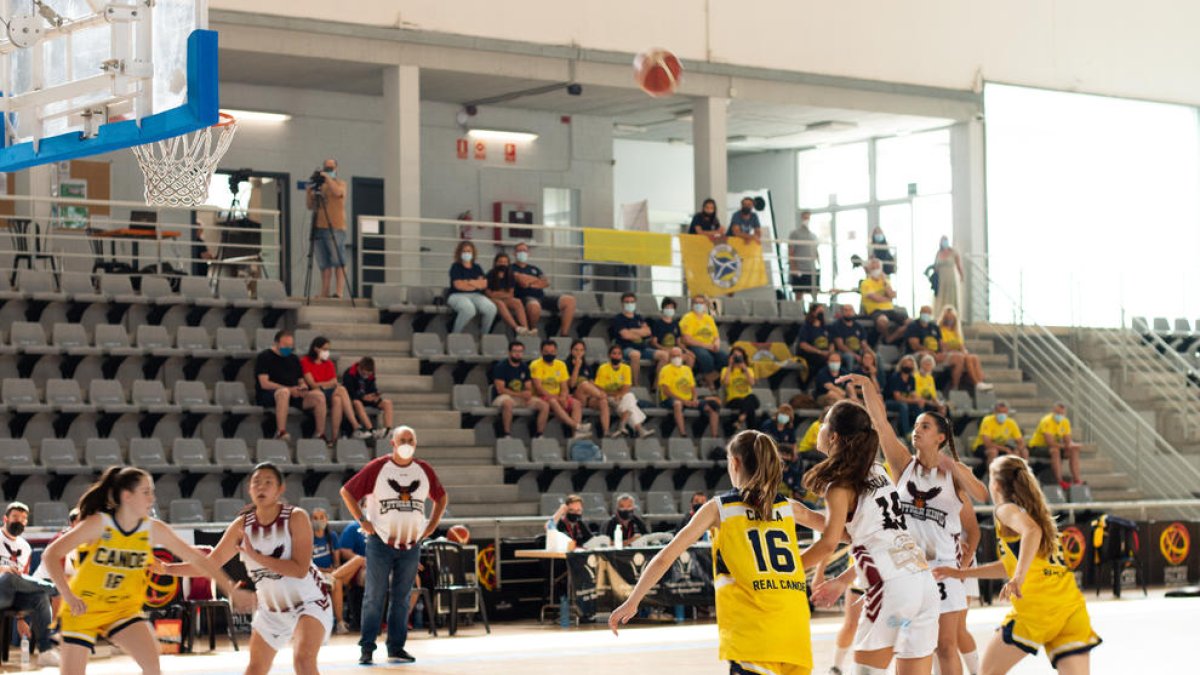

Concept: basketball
[[447, 524, 471, 544], [633, 48, 682, 97]]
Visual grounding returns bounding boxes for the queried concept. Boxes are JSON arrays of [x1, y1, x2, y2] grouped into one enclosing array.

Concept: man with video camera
[[306, 158, 349, 298]]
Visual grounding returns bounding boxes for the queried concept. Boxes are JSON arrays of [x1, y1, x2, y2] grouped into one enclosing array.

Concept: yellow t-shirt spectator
[[721, 366, 753, 402], [914, 372, 937, 401], [529, 358, 569, 397], [657, 363, 696, 401], [680, 311, 718, 345], [858, 277, 894, 314], [940, 325, 964, 351], [797, 420, 820, 453], [972, 414, 1023, 449], [1029, 414, 1072, 449], [594, 362, 632, 395]]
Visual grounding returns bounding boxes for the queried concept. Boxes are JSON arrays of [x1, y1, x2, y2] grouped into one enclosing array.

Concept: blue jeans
[[446, 292, 497, 334], [690, 346, 727, 375], [0, 574, 55, 652], [315, 227, 347, 271], [886, 400, 918, 437], [359, 536, 422, 657]]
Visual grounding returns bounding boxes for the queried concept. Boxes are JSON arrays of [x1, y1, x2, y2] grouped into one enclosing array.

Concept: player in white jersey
[[163, 463, 331, 675], [801, 398, 939, 675]]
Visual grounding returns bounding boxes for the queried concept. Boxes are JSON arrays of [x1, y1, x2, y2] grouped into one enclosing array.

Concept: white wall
[[612, 139, 694, 232], [215, 0, 1200, 107]]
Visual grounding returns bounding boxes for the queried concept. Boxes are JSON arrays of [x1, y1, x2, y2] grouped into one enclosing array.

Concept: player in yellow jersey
[[934, 456, 1100, 674], [42, 467, 254, 675], [610, 431, 827, 675]]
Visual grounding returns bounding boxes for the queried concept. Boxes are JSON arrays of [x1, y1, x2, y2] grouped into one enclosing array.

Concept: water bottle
[[20, 636, 30, 666], [614, 524, 623, 550]]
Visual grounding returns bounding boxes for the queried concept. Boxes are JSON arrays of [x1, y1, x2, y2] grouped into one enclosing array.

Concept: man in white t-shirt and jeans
[[0, 502, 58, 666], [341, 426, 447, 666]]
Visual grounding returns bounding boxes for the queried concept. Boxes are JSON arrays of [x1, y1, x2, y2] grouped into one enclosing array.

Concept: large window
[[984, 84, 1200, 327], [798, 142, 869, 208]]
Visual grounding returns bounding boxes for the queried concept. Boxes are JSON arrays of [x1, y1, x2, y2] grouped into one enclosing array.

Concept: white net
[[131, 113, 237, 207]]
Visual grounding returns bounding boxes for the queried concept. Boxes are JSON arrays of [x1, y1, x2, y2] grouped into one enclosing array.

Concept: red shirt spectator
[[301, 355, 336, 385]]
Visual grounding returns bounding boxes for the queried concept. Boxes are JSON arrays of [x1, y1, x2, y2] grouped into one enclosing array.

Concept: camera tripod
[[303, 185, 357, 307]]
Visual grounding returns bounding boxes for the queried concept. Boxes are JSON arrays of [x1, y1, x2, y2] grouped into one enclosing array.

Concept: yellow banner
[[583, 228, 673, 267], [680, 234, 768, 296], [732, 340, 805, 381]]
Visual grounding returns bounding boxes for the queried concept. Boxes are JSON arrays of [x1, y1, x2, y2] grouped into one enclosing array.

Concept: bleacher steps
[[418, 446, 494, 463], [438, 484, 520, 503], [984, 368, 1023, 383], [391, 392, 452, 408], [408, 429, 475, 446], [1088, 487, 1144, 502], [962, 339, 994, 354], [388, 410, 461, 429], [338, 355, 419, 375], [296, 306, 381, 325], [447, 502, 540, 518], [434, 465, 503, 483], [376, 374, 434, 393], [977, 353, 1011, 368], [989, 382, 1038, 398], [328, 339, 410, 355], [300, 323, 394, 341]]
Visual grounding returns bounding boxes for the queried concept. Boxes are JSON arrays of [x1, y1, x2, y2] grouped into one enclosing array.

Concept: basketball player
[[802, 397, 940, 675], [610, 430, 826, 675], [813, 553, 863, 675], [163, 463, 332, 675], [42, 467, 254, 675], [934, 456, 1101, 674]]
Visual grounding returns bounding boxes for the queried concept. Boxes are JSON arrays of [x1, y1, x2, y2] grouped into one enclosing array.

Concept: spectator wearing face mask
[[609, 292, 668, 385], [658, 346, 721, 438], [938, 306, 987, 390], [760, 403, 797, 456], [531, 339, 591, 439], [595, 344, 654, 439], [905, 304, 970, 393], [0, 502, 58, 667], [1029, 402, 1085, 491], [649, 298, 695, 371], [932, 235, 963, 316], [972, 401, 1027, 463], [310, 508, 349, 634], [688, 198, 724, 243], [485, 252, 534, 335], [914, 354, 948, 415], [551, 495, 593, 549], [512, 242, 577, 337], [884, 355, 922, 437], [811, 352, 848, 407], [679, 295, 727, 391], [728, 197, 762, 243], [492, 340, 551, 439], [859, 258, 904, 348], [676, 492, 709, 533], [446, 240, 496, 334], [796, 303, 835, 382], [830, 303, 871, 371], [720, 346, 760, 433], [302, 336, 371, 443], [868, 226, 896, 275], [605, 494, 651, 546]]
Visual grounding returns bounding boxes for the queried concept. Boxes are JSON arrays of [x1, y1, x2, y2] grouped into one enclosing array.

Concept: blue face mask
[[461, 252, 473, 263], [1053, 413, 1064, 423], [325, 168, 336, 178], [515, 251, 528, 263], [280, 347, 293, 357], [776, 413, 790, 426], [995, 413, 1008, 424], [828, 361, 841, 374], [623, 302, 636, 314]]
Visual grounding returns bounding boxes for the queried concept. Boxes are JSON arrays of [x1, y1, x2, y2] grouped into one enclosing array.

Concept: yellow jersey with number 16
[[712, 490, 812, 667], [65, 513, 153, 617]]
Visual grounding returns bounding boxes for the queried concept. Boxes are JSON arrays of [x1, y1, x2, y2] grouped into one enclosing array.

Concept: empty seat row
[[0, 322, 315, 359], [169, 496, 339, 525], [0, 270, 298, 310], [496, 436, 726, 471], [0, 378, 263, 415]]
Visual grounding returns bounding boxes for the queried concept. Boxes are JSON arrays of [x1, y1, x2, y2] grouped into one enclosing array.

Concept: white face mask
[[461, 252, 473, 263], [670, 356, 683, 367], [318, 349, 331, 361], [869, 269, 882, 279], [515, 251, 528, 263], [693, 303, 706, 314], [396, 443, 415, 460], [663, 307, 676, 318]]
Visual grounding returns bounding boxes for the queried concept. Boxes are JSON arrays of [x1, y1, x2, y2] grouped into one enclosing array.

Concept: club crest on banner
[[707, 244, 743, 290]]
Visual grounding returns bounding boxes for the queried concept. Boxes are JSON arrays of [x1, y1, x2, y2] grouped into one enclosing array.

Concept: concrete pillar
[[951, 119, 987, 323], [383, 65, 421, 286], [692, 96, 728, 209]]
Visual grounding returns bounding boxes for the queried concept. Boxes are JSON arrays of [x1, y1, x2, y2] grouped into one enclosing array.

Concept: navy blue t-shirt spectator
[[491, 358, 532, 398], [689, 212, 721, 236], [513, 262, 546, 301], [812, 365, 841, 396], [448, 261, 485, 297], [831, 319, 868, 354], [610, 313, 649, 349], [904, 321, 942, 354], [728, 209, 761, 237], [342, 362, 378, 401], [759, 418, 796, 448], [651, 318, 683, 350], [885, 371, 917, 400], [797, 322, 832, 352]]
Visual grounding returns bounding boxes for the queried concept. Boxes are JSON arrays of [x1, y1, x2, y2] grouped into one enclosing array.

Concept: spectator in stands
[[797, 415, 821, 455], [256, 329, 327, 442], [310, 507, 349, 634], [31, 507, 80, 617], [336, 519, 368, 630], [567, 339, 611, 437], [610, 291, 667, 384], [906, 304, 970, 393], [796, 303, 836, 383], [485, 252, 534, 336], [914, 354, 948, 415], [649, 298, 695, 369], [341, 426, 448, 665], [676, 492, 708, 532], [596, 343, 654, 439], [884, 354, 922, 437], [531, 339, 591, 439], [446, 240, 496, 335], [938, 306, 988, 390], [728, 196, 762, 243], [306, 158, 348, 299], [492, 340, 550, 439], [972, 401, 1028, 463], [688, 198, 723, 243], [550, 495, 593, 549], [760, 402, 797, 456], [869, 225, 896, 275], [343, 357, 394, 439], [932, 235, 963, 315], [512, 241, 576, 337], [0, 502, 57, 667], [782, 415, 822, 500], [858, 349, 884, 389], [658, 346, 721, 438], [1030, 402, 1084, 491], [680, 294, 727, 390], [811, 352, 848, 407], [721, 346, 760, 433], [831, 303, 872, 370], [302, 336, 371, 443], [788, 210, 819, 308], [859, 257, 901, 342], [605, 494, 651, 546]]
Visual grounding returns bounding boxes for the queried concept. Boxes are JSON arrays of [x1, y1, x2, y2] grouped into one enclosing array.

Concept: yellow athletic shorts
[[730, 661, 811, 675], [59, 606, 146, 651], [1001, 603, 1102, 667]]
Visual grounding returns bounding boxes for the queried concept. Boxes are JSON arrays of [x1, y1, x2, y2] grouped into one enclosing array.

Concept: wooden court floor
[[9, 590, 1195, 673]]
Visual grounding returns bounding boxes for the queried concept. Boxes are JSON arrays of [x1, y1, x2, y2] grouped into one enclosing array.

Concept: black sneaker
[[358, 650, 373, 665], [387, 649, 416, 664]]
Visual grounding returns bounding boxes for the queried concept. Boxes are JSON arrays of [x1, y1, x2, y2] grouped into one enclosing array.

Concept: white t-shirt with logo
[[0, 533, 32, 573], [343, 457, 445, 546]]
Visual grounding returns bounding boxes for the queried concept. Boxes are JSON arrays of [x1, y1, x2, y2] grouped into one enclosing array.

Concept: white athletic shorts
[[931, 558, 969, 613], [962, 555, 980, 598], [855, 570, 939, 659], [251, 598, 334, 651]]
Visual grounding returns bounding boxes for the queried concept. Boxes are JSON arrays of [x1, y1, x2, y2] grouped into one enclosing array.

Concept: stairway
[[295, 305, 539, 520]]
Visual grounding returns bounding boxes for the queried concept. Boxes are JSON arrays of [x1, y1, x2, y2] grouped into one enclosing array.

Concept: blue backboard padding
[[0, 29, 219, 172]]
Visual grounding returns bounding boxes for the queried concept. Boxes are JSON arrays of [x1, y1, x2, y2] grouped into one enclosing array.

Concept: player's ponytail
[[803, 400, 880, 499], [727, 430, 782, 521], [925, 411, 960, 462], [77, 466, 150, 518], [991, 455, 1059, 558]]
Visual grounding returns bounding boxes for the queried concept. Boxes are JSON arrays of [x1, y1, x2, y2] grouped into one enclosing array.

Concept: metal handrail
[[1085, 325, 1197, 441]]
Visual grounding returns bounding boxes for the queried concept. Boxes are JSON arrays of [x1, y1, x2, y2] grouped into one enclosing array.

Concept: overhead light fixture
[[726, 135, 766, 144], [614, 123, 648, 134], [220, 108, 292, 123], [467, 128, 539, 142], [804, 120, 857, 132]]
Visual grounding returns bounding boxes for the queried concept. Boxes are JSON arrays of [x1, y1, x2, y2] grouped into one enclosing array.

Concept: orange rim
[[213, 112, 236, 127]]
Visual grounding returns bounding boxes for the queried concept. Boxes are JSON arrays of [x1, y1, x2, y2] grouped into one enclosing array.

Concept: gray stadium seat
[[46, 379, 90, 413], [779, 301, 805, 322], [296, 439, 341, 473], [256, 279, 300, 309], [753, 388, 777, 411], [10, 321, 54, 354], [16, 269, 60, 302], [129, 439, 173, 472], [139, 276, 178, 306], [213, 498, 244, 523], [298, 497, 332, 516], [751, 299, 779, 321], [721, 297, 752, 319], [132, 380, 180, 414], [89, 379, 136, 413], [179, 276, 222, 308], [294, 329, 318, 354], [445, 333, 479, 359], [636, 295, 659, 316], [580, 492, 608, 521], [137, 325, 179, 356], [531, 438, 578, 470], [99, 274, 144, 304], [215, 381, 260, 414], [700, 437, 727, 462], [40, 439, 88, 473], [0, 439, 36, 473], [176, 326, 218, 357], [255, 439, 294, 470], [3, 378, 51, 413], [53, 323, 97, 355], [411, 332, 444, 359], [214, 438, 253, 469], [495, 438, 535, 467], [600, 438, 640, 468], [574, 292, 603, 317], [481, 334, 509, 360], [583, 337, 608, 363], [169, 499, 206, 524], [60, 273, 101, 303], [645, 491, 679, 516], [634, 437, 680, 468], [33, 501, 69, 528], [218, 277, 262, 308], [255, 328, 278, 352], [539, 494, 564, 516], [370, 284, 407, 310], [336, 439, 372, 467], [84, 438, 124, 468], [216, 327, 256, 358], [947, 389, 974, 413], [452, 384, 492, 414], [668, 438, 709, 468], [93, 324, 139, 356], [517, 334, 540, 358], [174, 381, 221, 414], [172, 439, 215, 472]]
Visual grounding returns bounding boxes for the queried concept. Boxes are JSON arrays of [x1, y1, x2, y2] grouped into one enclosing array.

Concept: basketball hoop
[[131, 112, 238, 208]]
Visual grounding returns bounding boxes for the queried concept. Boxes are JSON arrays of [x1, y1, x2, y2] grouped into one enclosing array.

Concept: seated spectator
[[760, 403, 796, 456], [1030, 402, 1084, 491], [676, 492, 708, 533], [492, 340, 550, 438], [688, 198, 723, 243], [796, 303, 835, 382], [721, 346, 760, 433], [595, 344, 654, 439], [905, 304, 969, 387], [728, 196, 762, 243], [649, 298, 695, 370], [679, 295, 728, 391], [831, 303, 871, 370], [31, 508, 80, 618], [858, 349, 884, 390], [811, 352, 848, 407], [0, 502, 57, 667], [446, 240, 497, 334], [783, 416, 822, 501], [914, 354, 948, 416], [342, 357, 394, 439], [658, 346, 720, 438], [531, 339, 591, 438], [972, 401, 1028, 463], [256, 329, 326, 442], [609, 291, 667, 384], [336, 520, 368, 629], [938, 306, 988, 390], [796, 415, 822, 455], [604, 494, 651, 546], [884, 355, 922, 437], [550, 495, 593, 549], [301, 336, 370, 442], [859, 257, 904, 344], [485, 252, 533, 336], [310, 508, 348, 633], [566, 339, 611, 437], [512, 241, 576, 337]]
